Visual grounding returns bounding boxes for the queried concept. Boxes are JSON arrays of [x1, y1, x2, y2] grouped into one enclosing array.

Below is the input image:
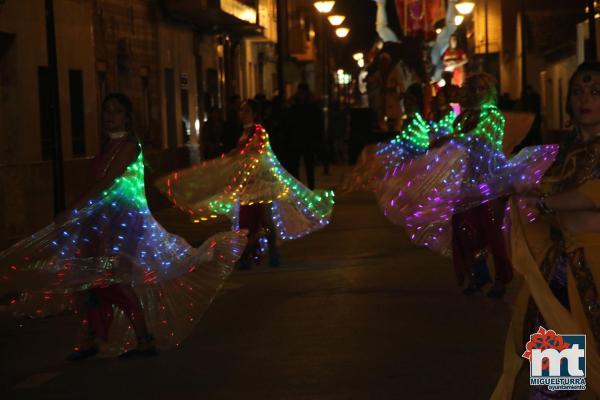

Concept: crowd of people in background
[[199, 84, 350, 190], [199, 52, 546, 195]]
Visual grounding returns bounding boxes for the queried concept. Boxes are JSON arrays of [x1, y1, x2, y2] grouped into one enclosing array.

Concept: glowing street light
[[352, 52, 364, 61], [455, 1, 475, 15], [336, 69, 351, 84], [454, 15, 464, 25], [314, 1, 335, 13], [335, 27, 350, 38], [357, 59, 365, 68], [328, 14, 345, 26]]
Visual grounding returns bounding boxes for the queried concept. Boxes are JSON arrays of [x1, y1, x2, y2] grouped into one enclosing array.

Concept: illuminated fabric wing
[[158, 124, 335, 241], [0, 150, 246, 353], [342, 112, 451, 192], [378, 142, 467, 255], [378, 106, 559, 255]]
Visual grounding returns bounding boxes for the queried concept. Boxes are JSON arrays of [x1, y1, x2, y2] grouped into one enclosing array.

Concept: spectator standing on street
[[329, 100, 349, 165], [223, 94, 243, 152], [201, 107, 224, 159], [370, 52, 405, 132], [514, 84, 543, 149], [264, 94, 287, 164], [284, 83, 323, 190], [253, 93, 268, 123]]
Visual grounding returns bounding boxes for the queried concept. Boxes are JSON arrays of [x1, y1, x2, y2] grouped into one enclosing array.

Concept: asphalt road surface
[[0, 167, 530, 399]]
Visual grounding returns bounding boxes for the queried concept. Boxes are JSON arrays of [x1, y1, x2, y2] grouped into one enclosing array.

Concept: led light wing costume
[[0, 139, 245, 353], [377, 104, 559, 256], [343, 111, 455, 192], [159, 124, 334, 241]]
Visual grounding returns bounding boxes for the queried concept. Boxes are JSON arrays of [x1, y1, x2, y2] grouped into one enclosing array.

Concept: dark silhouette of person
[[514, 84, 543, 150], [284, 83, 323, 190], [201, 107, 224, 159], [222, 94, 243, 152], [329, 100, 349, 164], [264, 95, 287, 163], [498, 92, 515, 110]]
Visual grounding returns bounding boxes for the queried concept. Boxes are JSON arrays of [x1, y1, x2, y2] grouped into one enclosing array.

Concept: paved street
[[0, 167, 528, 399]]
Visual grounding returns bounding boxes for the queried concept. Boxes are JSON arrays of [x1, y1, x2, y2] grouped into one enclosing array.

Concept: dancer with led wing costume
[[0, 94, 246, 360], [159, 100, 334, 269], [378, 73, 559, 297], [492, 61, 600, 400], [342, 109, 455, 193]]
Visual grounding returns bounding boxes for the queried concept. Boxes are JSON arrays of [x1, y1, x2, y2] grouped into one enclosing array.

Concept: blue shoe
[[462, 283, 483, 295], [269, 252, 280, 268], [473, 258, 492, 286], [463, 258, 492, 295]]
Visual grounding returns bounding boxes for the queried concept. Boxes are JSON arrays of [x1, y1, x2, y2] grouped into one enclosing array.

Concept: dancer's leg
[[100, 282, 149, 339], [237, 204, 263, 268], [67, 291, 105, 361], [263, 206, 280, 267], [485, 199, 513, 298]]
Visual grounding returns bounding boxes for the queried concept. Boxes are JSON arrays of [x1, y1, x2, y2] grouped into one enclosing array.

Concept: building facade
[[0, 0, 278, 246]]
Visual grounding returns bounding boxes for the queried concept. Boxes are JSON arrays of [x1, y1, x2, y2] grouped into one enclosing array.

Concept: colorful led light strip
[[165, 125, 334, 239], [454, 104, 504, 149]]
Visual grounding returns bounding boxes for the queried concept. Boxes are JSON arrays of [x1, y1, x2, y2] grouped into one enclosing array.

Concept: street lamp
[[455, 1, 475, 15], [335, 27, 350, 38], [314, 1, 335, 13], [454, 15, 464, 26], [352, 52, 364, 61], [357, 59, 365, 68], [328, 14, 345, 26]]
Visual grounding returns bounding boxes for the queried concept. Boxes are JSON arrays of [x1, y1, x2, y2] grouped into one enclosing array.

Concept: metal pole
[[322, 14, 330, 174], [484, 0, 489, 55], [588, 0, 597, 61], [45, 0, 65, 215], [520, 0, 527, 95], [323, 17, 329, 131], [276, 0, 287, 96], [320, 15, 326, 104], [318, 14, 329, 134]]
